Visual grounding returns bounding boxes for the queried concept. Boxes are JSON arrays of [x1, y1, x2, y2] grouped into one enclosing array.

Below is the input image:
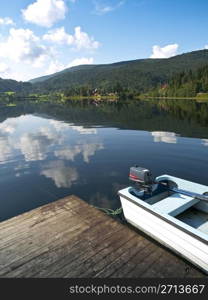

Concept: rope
[[94, 206, 123, 216]]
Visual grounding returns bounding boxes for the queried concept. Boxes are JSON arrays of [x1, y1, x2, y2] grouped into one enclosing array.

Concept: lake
[[1, 98, 208, 222]]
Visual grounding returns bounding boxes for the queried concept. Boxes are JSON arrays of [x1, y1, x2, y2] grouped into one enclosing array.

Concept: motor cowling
[[129, 166, 153, 186]]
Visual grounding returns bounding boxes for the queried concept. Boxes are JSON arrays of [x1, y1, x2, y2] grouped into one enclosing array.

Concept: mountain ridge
[[1, 49, 208, 95], [31, 49, 208, 94], [30, 49, 208, 85]]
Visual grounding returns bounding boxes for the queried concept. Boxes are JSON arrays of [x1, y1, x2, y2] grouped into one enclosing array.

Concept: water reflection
[[41, 160, 78, 188], [54, 142, 104, 163], [0, 115, 103, 164], [0, 117, 17, 134], [0, 136, 12, 161], [151, 131, 179, 144], [202, 139, 208, 146], [16, 132, 54, 161], [49, 120, 97, 135], [69, 126, 97, 135], [54, 147, 81, 162], [0, 99, 208, 222], [0, 117, 18, 161]]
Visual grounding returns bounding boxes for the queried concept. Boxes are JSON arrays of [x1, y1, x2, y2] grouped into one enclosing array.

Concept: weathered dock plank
[[0, 195, 205, 278]]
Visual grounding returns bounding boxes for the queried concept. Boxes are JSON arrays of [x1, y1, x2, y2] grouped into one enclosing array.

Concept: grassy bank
[[138, 95, 208, 101]]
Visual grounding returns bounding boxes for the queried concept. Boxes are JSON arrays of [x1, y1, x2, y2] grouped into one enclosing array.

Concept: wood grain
[[0, 195, 205, 278]]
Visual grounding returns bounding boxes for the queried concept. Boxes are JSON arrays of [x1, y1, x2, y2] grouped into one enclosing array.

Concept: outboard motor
[[129, 165, 179, 199], [129, 166, 156, 196]]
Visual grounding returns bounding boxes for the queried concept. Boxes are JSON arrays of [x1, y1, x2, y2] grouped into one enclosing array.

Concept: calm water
[[1, 99, 208, 221]]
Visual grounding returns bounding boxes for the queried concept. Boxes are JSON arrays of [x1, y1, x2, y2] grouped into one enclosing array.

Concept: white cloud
[[32, 55, 49, 68], [43, 26, 73, 45], [1, 70, 31, 81], [0, 28, 50, 66], [151, 131, 178, 144], [41, 160, 78, 188], [0, 20, 99, 80], [150, 44, 179, 58], [73, 26, 100, 50], [205, 45, 208, 49], [0, 17, 15, 26], [0, 62, 10, 77], [0, 62, 28, 81], [66, 57, 94, 68], [46, 57, 94, 75], [43, 26, 100, 50], [94, 0, 124, 15], [0, 62, 9, 73], [22, 0, 67, 28], [46, 60, 65, 74]]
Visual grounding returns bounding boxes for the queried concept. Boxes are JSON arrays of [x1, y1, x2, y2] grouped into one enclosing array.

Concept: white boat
[[118, 166, 208, 274]]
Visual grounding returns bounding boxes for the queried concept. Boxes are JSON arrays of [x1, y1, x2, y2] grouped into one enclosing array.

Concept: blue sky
[[0, 0, 208, 81]]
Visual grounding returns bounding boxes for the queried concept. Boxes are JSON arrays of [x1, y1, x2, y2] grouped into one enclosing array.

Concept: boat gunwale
[[118, 189, 208, 245]]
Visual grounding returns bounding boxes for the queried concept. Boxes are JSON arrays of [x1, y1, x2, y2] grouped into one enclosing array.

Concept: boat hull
[[119, 190, 208, 274]]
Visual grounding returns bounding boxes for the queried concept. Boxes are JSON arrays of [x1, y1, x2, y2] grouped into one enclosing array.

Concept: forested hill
[[31, 50, 208, 95], [151, 64, 208, 98], [0, 78, 31, 93], [1, 49, 208, 96]]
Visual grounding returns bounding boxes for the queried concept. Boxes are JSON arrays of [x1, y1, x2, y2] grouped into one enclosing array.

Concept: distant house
[[161, 83, 168, 89], [92, 88, 98, 95]]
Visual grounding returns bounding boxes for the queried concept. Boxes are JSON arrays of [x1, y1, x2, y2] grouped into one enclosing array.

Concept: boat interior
[[129, 183, 208, 236], [177, 207, 208, 235]]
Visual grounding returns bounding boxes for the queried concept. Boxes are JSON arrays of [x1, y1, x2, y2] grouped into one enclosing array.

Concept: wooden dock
[[0, 196, 205, 278]]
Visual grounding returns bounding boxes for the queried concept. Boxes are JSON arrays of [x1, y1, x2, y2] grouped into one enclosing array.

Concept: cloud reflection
[[54, 142, 104, 163], [70, 125, 97, 135], [0, 118, 18, 161], [13, 124, 65, 161], [0, 117, 17, 134], [0, 115, 102, 164], [151, 131, 178, 144], [15, 133, 52, 161], [41, 160, 78, 188], [49, 120, 97, 135], [202, 139, 208, 146], [0, 136, 12, 161]]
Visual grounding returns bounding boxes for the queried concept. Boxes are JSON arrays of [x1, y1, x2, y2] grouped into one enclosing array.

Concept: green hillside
[[1, 49, 208, 97], [29, 65, 96, 84], [0, 78, 31, 93], [32, 50, 208, 95], [151, 64, 208, 98]]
